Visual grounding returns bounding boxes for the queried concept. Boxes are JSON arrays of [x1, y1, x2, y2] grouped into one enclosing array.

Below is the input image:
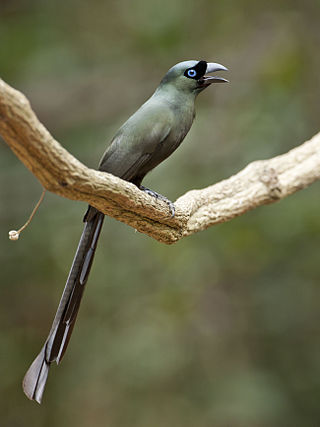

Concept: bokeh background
[[1, 1, 320, 426]]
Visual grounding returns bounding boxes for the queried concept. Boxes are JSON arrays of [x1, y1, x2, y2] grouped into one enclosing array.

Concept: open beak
[[198, 62, 229, 87]]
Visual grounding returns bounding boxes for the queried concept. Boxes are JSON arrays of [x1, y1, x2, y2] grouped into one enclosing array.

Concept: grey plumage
[[22, 60, 228, 403]]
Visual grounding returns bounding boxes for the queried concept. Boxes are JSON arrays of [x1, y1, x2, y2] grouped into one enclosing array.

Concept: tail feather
[[22, 210, 105, 403], [22, 345, 49, 404]]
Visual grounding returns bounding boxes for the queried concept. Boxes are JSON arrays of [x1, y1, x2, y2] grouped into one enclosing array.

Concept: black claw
[[140, 186, 175, 218]]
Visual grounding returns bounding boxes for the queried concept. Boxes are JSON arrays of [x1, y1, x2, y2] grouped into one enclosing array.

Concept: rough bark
[[1, 78, 319, 244]]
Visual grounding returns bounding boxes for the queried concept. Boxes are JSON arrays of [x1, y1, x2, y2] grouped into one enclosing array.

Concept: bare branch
[[1, 78, 319, 244]]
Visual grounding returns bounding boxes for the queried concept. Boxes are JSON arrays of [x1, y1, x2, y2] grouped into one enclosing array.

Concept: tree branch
[[1, 78, 319, 244]]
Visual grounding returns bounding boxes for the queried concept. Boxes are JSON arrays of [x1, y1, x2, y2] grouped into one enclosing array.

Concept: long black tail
[[23, 209, 105, 404]]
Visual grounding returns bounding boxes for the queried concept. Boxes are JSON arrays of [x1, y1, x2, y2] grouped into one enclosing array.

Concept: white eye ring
[[187, 69, 197, 78]]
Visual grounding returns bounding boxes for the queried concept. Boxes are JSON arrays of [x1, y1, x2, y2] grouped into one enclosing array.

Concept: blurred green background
[[1, 1, 320, 426]]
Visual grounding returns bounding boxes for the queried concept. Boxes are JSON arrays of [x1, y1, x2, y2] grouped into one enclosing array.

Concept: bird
[[22, 60, 228, 403]]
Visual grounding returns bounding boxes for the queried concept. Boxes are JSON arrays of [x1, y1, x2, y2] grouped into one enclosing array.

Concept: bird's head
[[159, 60, 228, 95]]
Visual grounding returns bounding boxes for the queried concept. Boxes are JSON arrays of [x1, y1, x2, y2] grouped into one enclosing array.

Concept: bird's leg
[[139, 185, 175, 217]]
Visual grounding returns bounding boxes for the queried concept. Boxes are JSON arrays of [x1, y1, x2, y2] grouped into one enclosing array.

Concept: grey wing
[[98, 137, 150, 181], [98, 108, 173, 181]]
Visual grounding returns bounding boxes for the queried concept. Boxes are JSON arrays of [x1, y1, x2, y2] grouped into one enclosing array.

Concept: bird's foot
[[139, 185, 175, 217]]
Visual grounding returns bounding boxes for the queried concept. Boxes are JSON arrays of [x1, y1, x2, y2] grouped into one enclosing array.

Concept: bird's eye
[[187, 69, 197, 78]]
